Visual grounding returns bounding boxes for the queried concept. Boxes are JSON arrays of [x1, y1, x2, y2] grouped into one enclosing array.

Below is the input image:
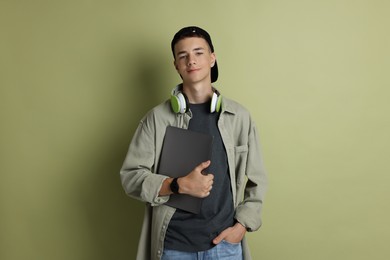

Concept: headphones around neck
[[170, 85, 222, 114]]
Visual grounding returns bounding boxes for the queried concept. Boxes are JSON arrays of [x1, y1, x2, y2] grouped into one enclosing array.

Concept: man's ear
[[211, 53, 216, 67]]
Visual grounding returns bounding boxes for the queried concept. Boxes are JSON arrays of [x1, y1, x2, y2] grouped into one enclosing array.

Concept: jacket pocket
[[234, 144, 248, 186]]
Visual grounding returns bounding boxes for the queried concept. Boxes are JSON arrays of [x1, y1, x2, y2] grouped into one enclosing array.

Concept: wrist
[[235, 221, 248, 233]]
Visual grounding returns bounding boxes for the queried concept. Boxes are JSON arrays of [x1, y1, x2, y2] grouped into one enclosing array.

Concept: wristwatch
[[170, 178, 180, 194]]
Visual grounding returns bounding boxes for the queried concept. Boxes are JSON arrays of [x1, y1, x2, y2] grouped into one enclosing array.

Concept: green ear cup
[[170, 96, 180, 113], [216, 95, 222, 112]]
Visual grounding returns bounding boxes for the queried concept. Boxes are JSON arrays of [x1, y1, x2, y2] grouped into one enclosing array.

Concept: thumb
[[196, 160, 211, 172]]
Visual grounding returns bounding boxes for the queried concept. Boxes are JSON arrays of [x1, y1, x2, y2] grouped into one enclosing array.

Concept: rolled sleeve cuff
[[141, 174, 170, 206], [235, 205, 262, 232]]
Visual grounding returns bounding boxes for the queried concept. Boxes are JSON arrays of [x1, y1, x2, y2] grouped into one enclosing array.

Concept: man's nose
[[187, 54, 196, 66]]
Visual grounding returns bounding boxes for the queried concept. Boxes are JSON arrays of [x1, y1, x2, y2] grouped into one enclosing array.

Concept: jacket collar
[[220, 96, 237, 115]]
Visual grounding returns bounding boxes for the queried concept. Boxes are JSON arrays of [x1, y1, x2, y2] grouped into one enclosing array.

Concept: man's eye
[[196, 52, 203, 55]]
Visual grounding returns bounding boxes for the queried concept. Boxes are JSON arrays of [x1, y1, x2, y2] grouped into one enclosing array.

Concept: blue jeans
[[161, 240, 243, 260]]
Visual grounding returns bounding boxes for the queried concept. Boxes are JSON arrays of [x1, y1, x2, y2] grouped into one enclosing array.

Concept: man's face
[[173, 37, 216, 85]]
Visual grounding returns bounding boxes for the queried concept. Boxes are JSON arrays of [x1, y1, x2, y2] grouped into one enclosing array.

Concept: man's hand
[[213, 222, 247, 245], [178, 160, 214, 198]]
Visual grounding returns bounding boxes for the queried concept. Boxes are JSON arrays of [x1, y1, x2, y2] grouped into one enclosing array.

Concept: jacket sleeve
[[234, 121, 268, 232], [120, 118, 170, 206]]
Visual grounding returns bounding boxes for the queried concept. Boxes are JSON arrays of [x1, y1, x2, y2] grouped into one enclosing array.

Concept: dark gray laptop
[[158, 126, 213, 214]]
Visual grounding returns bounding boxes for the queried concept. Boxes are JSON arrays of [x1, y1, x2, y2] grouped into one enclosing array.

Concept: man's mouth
[[187, 68, 200, 73]]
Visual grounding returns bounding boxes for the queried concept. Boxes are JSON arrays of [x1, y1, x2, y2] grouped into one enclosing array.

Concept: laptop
[[158, 126, 213, 214]]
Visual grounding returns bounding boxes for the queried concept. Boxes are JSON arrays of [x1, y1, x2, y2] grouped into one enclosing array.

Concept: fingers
[[213, 229, 229, 245], [213, 224, 246, 245], [205, 176, 214, 192], [196, 179, 213, 198], [199, 183, 213, 198], [205, 184, 213, 196]]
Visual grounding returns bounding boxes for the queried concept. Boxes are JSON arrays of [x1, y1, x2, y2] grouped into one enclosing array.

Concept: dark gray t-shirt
[[164, 101, 235, 252]]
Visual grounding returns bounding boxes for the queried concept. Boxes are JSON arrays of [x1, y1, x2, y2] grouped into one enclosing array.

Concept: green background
[[1, 0, 389, 259]]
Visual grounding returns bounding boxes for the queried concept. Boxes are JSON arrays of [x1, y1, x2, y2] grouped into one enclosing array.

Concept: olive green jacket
[[120, 96, 267, 260]]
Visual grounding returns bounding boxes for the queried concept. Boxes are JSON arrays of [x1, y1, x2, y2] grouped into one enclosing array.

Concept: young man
[[120, 26, 267, 260]]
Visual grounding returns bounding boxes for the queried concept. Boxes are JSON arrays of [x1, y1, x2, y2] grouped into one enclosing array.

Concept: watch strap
[[170, 178, 180, 194]]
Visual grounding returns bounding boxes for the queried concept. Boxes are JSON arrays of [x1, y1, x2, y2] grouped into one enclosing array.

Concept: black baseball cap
[[171, 26, 219, 83]]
